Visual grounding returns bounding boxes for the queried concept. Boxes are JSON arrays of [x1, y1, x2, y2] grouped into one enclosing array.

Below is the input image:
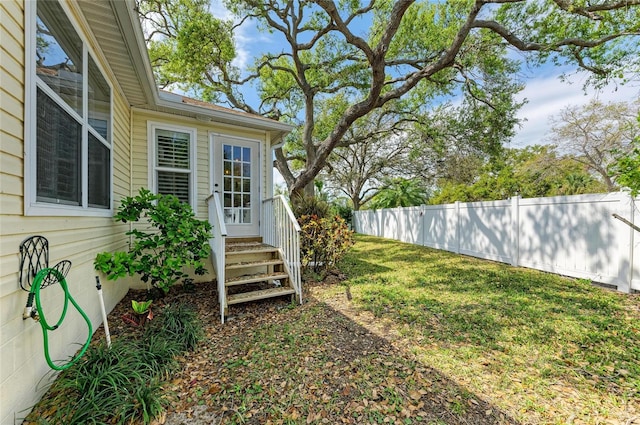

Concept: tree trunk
[[352, 196, 361, 211]]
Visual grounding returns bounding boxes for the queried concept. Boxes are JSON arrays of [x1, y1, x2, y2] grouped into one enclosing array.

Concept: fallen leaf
[[409, 390, 421, 401]]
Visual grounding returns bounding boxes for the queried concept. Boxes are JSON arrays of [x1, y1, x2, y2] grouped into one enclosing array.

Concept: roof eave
[[156, 95, 294, 138], [110, 0, 158, 106]]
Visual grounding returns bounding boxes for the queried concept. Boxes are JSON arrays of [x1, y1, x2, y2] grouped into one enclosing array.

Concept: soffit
[[76, 0, 154, 107]]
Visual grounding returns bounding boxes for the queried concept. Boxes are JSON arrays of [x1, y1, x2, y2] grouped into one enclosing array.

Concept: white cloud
[[512, 72, 640, 147]]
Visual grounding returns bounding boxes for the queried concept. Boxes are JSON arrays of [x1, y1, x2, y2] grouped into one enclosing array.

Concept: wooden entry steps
[[227, 287, 296, 305], [224, 237, 296, 312]]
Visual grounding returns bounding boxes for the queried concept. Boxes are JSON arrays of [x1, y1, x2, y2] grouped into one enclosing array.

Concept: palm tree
[[368, 178, 428, 209]]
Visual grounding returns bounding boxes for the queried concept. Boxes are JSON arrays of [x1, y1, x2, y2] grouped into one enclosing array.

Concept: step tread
[[226, 237, 263, 244], [226, 244, 279, 255], [227, 287, 296, 305], [225, 271, 289, 286], [225, 259, 284, 270]]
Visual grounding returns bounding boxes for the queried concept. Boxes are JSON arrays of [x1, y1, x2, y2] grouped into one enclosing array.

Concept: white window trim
[[147, 121, 197, 213], [24, 0, 114, 217]]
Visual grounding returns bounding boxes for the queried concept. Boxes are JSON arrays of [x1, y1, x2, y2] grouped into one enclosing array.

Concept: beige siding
[[0, 2, 131, 424], [131, 109, 270, 221]]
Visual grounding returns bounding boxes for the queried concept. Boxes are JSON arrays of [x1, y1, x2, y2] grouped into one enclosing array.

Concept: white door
[[213, 136, 260, 237]]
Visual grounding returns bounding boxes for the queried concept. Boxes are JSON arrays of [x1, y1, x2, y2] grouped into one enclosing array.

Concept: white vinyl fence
[[354, 192, 639, 293]]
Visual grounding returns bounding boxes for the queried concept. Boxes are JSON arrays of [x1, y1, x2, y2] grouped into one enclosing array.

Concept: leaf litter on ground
[[24, 235, 640, 425]]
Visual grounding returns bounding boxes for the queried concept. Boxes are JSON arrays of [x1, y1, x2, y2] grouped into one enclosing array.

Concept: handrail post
[[262, 195, 302, 303], [207, 193, 228, 323]]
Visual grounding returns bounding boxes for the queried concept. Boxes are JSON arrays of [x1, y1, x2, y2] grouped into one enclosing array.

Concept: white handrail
[[263, 196, 301, 232], [206, 192, 227, 323], [263, 195, 302, 303]]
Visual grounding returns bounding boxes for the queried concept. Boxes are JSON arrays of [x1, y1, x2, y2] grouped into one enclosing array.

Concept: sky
[[511, 70, 640, 147]]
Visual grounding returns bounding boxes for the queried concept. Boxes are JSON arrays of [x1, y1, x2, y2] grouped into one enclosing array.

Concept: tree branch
[[472, 20, 639, 51]]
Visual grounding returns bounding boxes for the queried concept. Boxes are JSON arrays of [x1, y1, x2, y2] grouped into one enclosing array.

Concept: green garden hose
[[28, 268, 92, 371]]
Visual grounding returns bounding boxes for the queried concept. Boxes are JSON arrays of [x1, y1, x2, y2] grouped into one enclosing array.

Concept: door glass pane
[[224, 209, 233, 222], [36, 1, 83, 115], [222, 143, 253, 224]]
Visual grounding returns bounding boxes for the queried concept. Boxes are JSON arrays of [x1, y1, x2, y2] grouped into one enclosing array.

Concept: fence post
[[511, 195, 520, 267], [634, 196, 639, 292], [420, 204, 426, 247], [616, 192, 633, 293], [455, 201, 461, 254], [398, 207, 402, 241]]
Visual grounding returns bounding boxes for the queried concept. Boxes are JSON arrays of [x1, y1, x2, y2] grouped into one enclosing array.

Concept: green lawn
[[318, 235, 640, 424]]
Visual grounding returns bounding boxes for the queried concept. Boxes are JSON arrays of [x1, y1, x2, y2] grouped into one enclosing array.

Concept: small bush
[[94, 188, 212, 294], [299, 214, 355, 276], [36, 339, 170, 425], [146, 303, 203, 351], [330, 202, 353, 229], [292, 195, 330, 219]]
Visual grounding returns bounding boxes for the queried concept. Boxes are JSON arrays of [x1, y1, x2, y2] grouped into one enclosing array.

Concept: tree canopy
[[548, 99, 639, 191], [138, 0, 640, 200], [369, 177, 430, 209], [609, 115, 640, 196], [431, 144, 609, 203]]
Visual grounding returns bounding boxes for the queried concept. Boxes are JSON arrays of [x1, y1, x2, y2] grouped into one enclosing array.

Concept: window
[[26, 0, 112, 215], [148, 123, 196, 210]]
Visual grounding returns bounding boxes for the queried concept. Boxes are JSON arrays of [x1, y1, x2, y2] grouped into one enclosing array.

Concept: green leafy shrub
[[94, 188, 212, 294], [330, 202, 354, 229], [292, 195, 330, 218], [299, 214, 355, 276]]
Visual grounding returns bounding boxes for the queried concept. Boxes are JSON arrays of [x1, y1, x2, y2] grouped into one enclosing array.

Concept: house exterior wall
[[131, 108, 272, 217], [0, 1, 131, 423]]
